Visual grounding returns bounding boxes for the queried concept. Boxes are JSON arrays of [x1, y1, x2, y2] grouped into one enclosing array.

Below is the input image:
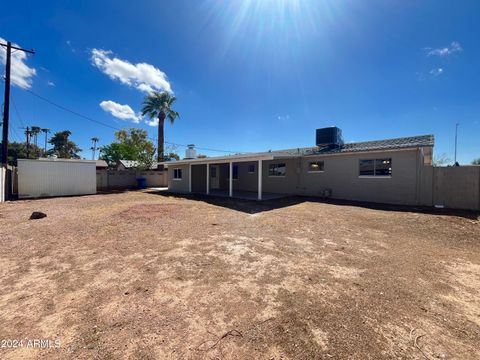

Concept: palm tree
[[41, 128, 50, 154], [90, 137, 100, 160], [141, 91, 179, 163], [30, 126, 41, 147]]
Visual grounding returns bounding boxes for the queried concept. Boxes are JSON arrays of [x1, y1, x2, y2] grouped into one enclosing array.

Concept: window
[[359, 158, 392, 177], [173, 168, 183, 180], [210, 166, 217, 178], [269, 163, 286, 177], [308, 161, 324, 172], [248, 164, 255, 173], [232, 165, 238, 179]]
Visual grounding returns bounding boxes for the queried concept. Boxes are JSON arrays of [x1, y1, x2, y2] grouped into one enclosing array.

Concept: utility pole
[[23, 127, 31, 158], [90, 137, 99, 160], [1, 41, 35, 167], [454, 123, 459, 165]]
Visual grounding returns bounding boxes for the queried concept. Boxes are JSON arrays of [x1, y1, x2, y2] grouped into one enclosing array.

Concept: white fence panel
[[0, 166, 5, 202]]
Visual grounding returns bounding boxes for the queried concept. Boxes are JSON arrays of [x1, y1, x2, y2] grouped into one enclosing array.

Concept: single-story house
[[161, 127, 436, 206]]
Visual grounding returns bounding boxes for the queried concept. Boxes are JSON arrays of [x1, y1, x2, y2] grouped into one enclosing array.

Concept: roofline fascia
[[160, 145, 434, 167], [160, 154, 277, 167], [302, 146, 432, 158]]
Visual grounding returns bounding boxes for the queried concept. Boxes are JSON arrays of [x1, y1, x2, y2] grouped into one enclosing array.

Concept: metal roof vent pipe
[[185, 144, 197, 159]]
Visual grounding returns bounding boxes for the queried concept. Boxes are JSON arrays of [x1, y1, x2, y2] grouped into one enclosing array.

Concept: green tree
[[472, 158, 480, 165], [99, 128, 156, 170], [30, 126, 42, 147], [47, 130, 82, 159], [0, 141, 44, 165], [141, 91, 179, 162]]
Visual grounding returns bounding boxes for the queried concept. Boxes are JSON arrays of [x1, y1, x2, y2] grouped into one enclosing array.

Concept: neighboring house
[[116, 160, 157, 171], [161, 127, 437, 206], [95, 159, 108, 170]]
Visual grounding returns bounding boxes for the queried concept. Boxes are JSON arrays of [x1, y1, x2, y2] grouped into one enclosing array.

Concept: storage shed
[[18, 158, 96, 199]]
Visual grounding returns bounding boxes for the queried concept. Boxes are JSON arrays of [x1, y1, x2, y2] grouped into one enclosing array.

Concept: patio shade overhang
[[159, 151, 293, 167], [160, 152, 294, 201]]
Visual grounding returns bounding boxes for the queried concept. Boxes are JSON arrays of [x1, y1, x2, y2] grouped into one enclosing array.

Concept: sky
[[1, 0, 479, 163]]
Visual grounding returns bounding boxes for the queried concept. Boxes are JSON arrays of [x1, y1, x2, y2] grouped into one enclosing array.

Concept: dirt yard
[[0, 191, 479, 359]]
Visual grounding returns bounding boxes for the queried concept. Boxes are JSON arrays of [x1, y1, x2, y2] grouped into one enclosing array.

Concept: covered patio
[[162, 152, 290, 201]]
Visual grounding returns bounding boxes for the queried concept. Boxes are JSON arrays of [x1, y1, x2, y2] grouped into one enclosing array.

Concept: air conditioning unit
[[316, 127, 344, 148]]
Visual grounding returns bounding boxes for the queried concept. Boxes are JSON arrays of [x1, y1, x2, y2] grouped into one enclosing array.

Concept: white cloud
[[277, 114, 290, 121], [0, 37, 36, 89], [47, 80, 55, 86], [99, 100, 141, 123], [426, 41, 462, 57], [91, 48, 172, 93], [145, 118, 159, 127], [429, 68, 444, 77]]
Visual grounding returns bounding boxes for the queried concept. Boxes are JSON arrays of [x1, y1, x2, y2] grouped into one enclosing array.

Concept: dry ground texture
[[0, 191, 479, 359]]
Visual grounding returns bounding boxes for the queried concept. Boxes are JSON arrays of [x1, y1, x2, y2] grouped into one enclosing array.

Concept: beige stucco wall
[[232, 161, 258, 192], [167, 164, 190, 193], [296, 149, 421, 205], [261, 159, 300, 194]]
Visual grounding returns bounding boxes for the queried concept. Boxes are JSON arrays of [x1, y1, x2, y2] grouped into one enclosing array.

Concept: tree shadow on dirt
[[146, 190, 479, 219]]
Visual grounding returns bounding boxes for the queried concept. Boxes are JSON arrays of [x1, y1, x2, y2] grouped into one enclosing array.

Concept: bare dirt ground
[[0, 191, 479, 359]]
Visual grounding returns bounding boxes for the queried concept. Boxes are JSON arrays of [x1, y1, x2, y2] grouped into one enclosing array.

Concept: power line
[[24, 89, 240, 154], [11, 96, 25, 128]]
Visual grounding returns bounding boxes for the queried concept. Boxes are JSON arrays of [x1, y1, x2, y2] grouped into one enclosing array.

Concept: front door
[[210, 165, 220, 189]]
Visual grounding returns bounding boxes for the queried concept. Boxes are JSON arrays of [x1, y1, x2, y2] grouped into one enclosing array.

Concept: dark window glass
[[248, 164, 255, 173], [269, 163, 286, 176], [210, 166, 216, 178], [173, 168, 182, 179], [375, 159, 392, 176], [233, 165, 238, 179], [359, 159, 392, 176], [308, 161, 324, 172], [359, 160, 375, 176]]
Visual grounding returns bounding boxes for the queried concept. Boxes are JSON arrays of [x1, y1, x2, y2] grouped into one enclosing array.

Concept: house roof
[[118, 159, 158, 170], [118, 160, 138, 168], [95, 160, 108, 168], [277, 134, 435, 157], [160, 134, 434, 166]]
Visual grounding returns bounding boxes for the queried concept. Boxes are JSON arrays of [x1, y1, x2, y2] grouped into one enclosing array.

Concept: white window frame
[[268, 163, 286, 177], [358, 158, 392, 178], [173, 168, 183, 180], [307, 161, 325, 173]]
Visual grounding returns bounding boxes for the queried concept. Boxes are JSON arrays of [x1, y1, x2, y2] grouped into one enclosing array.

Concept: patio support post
[[206, 164, 210, 195], [189, 164, 192, 193], [229, 161, 233, 197], [258, 160, 262, 200]]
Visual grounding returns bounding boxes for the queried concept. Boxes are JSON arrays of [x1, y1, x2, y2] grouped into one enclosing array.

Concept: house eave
[[160, 154, 280, 167]]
